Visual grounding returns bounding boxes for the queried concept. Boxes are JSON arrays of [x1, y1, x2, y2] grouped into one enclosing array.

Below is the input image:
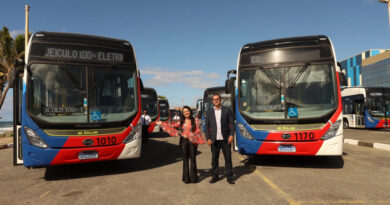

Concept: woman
[[156, 106, 205, 184]]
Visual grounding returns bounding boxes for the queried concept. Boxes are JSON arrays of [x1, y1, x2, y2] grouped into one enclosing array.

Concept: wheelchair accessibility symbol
[[288, 107, 298, 118], [91, 110, 101, 121]]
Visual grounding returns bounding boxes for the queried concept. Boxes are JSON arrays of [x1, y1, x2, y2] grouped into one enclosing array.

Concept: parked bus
[[341, 87, 390, 128], [196, 99, 203, 118], [141, 87, 159, 132], [200, 86, 232, 131], [12, 31, 143, 167], [158, 99, 170, 123], [225, 35, 345, 156]]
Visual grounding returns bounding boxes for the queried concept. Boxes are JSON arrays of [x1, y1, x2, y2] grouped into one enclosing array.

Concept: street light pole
[[379, 0, 390, 28], [25, 5, 30, 62]]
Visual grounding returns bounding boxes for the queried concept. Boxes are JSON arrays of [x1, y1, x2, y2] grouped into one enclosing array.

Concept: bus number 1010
[[96, 136, 117, 146]]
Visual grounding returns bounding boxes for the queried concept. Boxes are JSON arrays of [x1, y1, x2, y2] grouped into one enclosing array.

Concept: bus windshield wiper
[[288, 63, 310, 88], [60, 62, 82, 90], [259, 66, 281, 89], [93, 65, 117, 88]]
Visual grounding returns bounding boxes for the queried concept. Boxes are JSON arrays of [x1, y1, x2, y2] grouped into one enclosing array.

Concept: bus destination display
[[44, 47, 124, 62]]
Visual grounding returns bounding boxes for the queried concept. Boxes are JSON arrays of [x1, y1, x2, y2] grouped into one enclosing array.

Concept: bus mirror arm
[[140, 78, 145, 91]]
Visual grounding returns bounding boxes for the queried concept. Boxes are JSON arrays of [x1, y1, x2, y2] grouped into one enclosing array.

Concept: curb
[[344, 138, 390, 152]]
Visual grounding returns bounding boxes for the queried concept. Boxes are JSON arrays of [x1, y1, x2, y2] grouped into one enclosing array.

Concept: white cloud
[[10, 29, 24, 38], [141, 67, 222, 89]]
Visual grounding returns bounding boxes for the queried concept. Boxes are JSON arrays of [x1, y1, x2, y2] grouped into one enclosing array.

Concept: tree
[[0, 26, 26, 110]]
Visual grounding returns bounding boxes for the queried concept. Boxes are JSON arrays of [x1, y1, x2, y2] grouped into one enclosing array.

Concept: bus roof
[[241, 35, 330, 53], [28, 31, 135, 64], [204, 86, 225, 93], [31, 31, 133, 49]]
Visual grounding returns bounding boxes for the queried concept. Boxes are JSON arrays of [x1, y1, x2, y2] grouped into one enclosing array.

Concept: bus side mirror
[[225, 69, 236, 93], [9, 59, 25, 88], [339, 72, 347, 87], [225, 79, 231, 93]]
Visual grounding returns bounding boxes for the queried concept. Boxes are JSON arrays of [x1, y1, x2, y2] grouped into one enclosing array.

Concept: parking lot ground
[[0, 132, 390, 205]]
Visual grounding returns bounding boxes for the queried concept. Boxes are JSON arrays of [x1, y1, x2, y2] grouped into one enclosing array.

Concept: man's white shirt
[[141, 115, 151, 125], [214, 107, 223, 140]]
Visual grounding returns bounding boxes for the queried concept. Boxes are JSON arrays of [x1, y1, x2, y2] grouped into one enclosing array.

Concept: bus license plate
[[278, 146, 296, 152], [78, 152, 98, 160]]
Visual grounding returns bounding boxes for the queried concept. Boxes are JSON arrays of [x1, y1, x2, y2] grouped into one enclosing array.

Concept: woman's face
[[182, 108, 191, 118]]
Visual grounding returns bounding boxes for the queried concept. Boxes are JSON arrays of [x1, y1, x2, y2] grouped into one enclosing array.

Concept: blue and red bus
[[141, 87, 159, 133], [12, 31, 143, 167], [342, 87, 390, 128], [225, 35, 345, 156]]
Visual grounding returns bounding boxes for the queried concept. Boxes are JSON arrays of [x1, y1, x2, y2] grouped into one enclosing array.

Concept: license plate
[[78, 152, 98, 160], [278, 146, 296, 152]]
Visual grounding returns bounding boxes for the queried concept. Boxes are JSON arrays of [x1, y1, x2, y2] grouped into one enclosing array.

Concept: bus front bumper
[[22, 138, 142, 167], [238, 135, 342, 156]]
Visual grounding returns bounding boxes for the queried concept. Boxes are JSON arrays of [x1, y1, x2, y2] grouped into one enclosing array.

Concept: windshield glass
[[142, 95, 158, 120], [27, 64, 138, 124], [159, 101, 170, 121], [367, 91, 390, 118], [239, 63, 336, 120]]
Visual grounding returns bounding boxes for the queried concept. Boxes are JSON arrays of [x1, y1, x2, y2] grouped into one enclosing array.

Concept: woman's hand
[[156, 121, 162, 125]]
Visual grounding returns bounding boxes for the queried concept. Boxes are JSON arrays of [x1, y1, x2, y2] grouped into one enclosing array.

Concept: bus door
[[354, 100, 365, 127], [11, 60, 24, 165]]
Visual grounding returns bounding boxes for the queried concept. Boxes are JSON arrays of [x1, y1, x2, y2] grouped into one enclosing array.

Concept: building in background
[[361, 50, 390, 87], [340, 49, 389, 86]]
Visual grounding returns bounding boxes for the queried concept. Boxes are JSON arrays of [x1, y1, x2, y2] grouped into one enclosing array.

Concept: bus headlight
[[321, 120, 342, 140], [237, 122, 254, 140], [24, 127, 49, 148], [122, 123, 142, 143]]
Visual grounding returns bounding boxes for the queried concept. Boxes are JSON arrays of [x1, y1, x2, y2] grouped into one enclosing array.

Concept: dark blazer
[[205, 106, 235, 142]]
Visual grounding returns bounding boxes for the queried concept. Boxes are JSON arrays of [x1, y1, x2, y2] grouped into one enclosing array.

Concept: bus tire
[[343, 118, 349, 129]]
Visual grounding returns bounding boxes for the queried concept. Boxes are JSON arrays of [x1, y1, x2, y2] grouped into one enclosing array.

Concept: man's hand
[[228, 136, 234, 144], [207, 139, 213, 146]]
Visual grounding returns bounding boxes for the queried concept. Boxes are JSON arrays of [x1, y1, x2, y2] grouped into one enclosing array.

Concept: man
[[205, 93, 235, 184], [172, 113, 181, 121], [141, 110, 151, 143]]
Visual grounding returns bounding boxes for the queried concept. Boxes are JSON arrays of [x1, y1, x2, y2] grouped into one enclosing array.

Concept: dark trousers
[[211, 140, 233, 180], [142, 125, 149, 143], [180, 137, 198, 183]]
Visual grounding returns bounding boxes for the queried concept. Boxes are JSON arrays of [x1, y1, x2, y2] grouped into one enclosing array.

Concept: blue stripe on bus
[[364, 110, 380, 128], [22, 142, 59, 167]]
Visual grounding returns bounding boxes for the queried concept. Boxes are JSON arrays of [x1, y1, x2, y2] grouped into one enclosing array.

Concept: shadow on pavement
[[148, 131, 172, 139], [197, 165, 256, 182], [44, 137, 182, 181], [242, 155, 344, 169]]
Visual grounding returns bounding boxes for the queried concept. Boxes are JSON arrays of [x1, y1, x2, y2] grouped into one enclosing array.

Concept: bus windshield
[[367, 91, 390, 118], [159, 100, 170, 121], [27, 63, 138, 124], [239, 63, 336, 120], [142, 95, 158, 120]]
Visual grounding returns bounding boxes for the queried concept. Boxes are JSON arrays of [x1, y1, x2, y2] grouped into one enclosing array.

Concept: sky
[[1, 0, 390, 121]]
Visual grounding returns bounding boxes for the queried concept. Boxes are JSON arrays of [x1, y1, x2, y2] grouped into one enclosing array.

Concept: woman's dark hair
[[180, 106, 196, 132]]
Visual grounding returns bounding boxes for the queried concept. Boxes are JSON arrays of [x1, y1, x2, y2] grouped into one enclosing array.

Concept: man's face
[[212, 95, 221, 107], [143, 111, 147, 115]]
